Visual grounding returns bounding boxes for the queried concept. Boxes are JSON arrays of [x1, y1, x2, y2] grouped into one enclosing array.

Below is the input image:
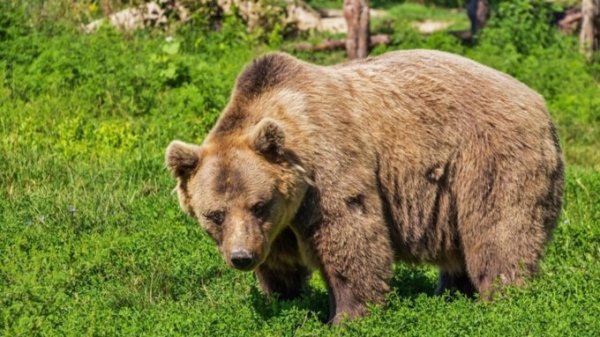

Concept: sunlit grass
[[1, 1, 599, 336]]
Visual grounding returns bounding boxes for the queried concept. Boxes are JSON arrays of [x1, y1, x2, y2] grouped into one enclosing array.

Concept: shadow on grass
[[389, 268, 438, 299], [250, 267, 444, 323], [250, 284, 330, 322]]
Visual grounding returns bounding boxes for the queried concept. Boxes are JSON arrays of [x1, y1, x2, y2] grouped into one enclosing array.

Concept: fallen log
[[556, 8, 583, 34], [291, 34, 390, 52]]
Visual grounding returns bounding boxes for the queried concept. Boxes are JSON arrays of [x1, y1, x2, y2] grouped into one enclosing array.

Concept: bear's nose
[[230, 249, 255, 270]]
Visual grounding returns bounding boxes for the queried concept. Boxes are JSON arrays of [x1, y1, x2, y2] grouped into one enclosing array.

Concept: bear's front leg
[[255, 227, 310, 300], [255, 264, 309, 300], [310, 202, 394, 324]]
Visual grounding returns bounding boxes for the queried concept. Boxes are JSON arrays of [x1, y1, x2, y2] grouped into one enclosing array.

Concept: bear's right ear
[[165, 140, 202, 179]]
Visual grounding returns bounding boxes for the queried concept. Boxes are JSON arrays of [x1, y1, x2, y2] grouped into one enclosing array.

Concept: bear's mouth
[[231, 260, 258, 271]]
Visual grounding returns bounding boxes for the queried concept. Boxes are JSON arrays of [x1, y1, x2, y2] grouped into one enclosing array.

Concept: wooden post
[[100, 0, 113, 16], [581, 0, 600, 59], [344, 0, 370, 59]]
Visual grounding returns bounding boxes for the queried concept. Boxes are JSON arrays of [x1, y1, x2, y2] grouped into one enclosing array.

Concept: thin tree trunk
[[100, 0, 113, 16], [467, 0, 489, 36], [344, 0, 370, 59], [580, 0, 600, 59], [357, 0, 370, 59]]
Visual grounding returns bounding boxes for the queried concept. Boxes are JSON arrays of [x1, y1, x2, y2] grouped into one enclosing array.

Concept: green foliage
[[0, 2, 30, 40], [478, 0, 559, 55], [1, 1, 599, 336], [383, 2, 470, 31]]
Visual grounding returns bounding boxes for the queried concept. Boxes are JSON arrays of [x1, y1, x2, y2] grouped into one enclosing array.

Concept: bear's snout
[[230, 249, 256, 270]]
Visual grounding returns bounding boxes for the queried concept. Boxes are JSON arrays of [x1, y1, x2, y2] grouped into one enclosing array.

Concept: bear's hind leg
[[461, 231, 540, 300], [456, 154, 555, 299], [459, 194, 550, 299]]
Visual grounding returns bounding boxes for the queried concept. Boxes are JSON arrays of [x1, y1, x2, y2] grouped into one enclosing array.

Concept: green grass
[[1, 1, 600, 336], [384, 3, 468, 26]]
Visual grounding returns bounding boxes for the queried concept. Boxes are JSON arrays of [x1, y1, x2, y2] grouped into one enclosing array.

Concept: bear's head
[[165, 118, 310, 271]]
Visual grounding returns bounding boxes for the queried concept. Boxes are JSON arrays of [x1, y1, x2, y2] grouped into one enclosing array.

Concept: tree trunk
[[344, 0, 370, 59], [580, 0, 600, 59], [100, 0, 113, 16], [466, 0, 489, 36]]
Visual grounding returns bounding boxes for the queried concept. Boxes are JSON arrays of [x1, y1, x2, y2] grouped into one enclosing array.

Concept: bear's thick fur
[[166, 50, 564, 323]]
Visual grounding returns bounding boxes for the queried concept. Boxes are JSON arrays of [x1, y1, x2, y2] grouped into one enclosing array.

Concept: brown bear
[[165, 50, 564, 324]]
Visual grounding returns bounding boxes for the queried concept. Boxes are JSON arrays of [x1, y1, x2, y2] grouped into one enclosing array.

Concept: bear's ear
[[165, 140, 202, 179], [250, 118, 285, 158]]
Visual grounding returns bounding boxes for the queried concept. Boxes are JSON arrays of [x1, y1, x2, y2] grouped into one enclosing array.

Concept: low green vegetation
[[1, 0, 599, 336]]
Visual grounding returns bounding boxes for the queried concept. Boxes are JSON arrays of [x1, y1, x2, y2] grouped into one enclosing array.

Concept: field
[[1, 0, 599, 336]]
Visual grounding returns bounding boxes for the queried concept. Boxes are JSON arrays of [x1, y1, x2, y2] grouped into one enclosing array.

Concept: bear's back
[[309, 50, 555, 162], [327, 49, 548, 128]]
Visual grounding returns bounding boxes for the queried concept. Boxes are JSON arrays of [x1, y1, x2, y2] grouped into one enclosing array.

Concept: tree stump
[[344, 0, 370, 59], [580, 0, 600, 59]]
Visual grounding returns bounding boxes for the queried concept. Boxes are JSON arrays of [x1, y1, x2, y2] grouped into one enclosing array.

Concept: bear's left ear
[[250, 118, 285, 158]]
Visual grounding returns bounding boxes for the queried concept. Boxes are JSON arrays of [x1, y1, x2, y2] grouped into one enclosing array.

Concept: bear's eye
[[251, 201, 270, 218], [204, 210, 225, 226]]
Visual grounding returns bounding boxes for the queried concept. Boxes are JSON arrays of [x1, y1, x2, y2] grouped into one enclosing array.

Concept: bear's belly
[[377, 158, 463, 269]]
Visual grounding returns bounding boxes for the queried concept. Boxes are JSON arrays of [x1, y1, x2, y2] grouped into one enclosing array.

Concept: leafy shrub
[[0, 2, 30, 41], [478, 0, 561, 54]]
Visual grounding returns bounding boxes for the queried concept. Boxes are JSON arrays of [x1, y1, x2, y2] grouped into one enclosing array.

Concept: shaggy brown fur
[[165, 50, 564, 324]]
